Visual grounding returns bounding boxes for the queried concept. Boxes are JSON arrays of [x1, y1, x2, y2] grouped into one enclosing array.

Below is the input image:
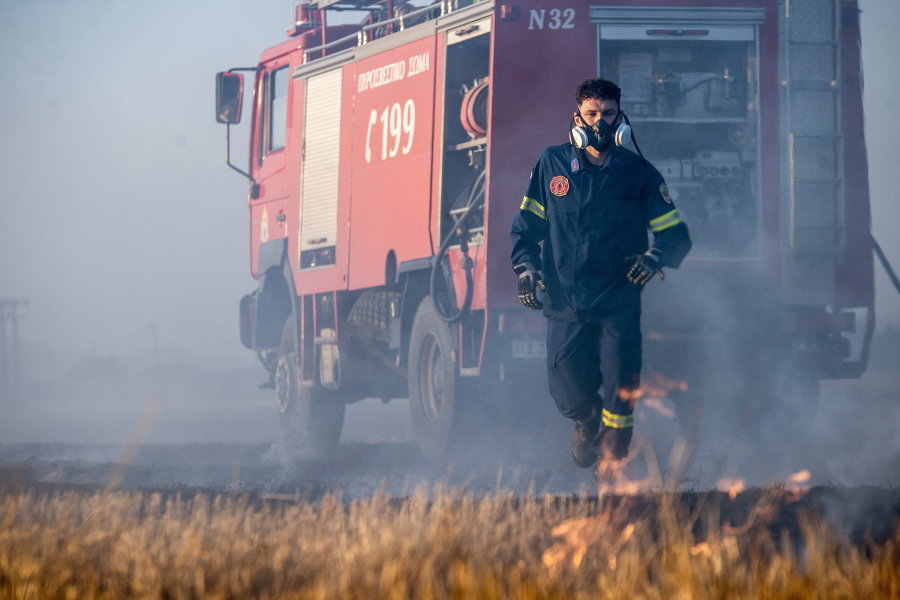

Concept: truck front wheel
[[408, 295, 465, 458], [275, 319, 345, 460]]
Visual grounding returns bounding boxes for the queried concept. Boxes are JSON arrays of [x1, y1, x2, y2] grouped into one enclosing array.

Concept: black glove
[[513, 263, 546, 309], [626, 250, 663, 286]]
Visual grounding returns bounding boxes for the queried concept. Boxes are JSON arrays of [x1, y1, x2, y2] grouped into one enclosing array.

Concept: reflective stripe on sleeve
[[520, 196, 546, 220], [602, 409, 634, 429], [649, 209, 682, 233]]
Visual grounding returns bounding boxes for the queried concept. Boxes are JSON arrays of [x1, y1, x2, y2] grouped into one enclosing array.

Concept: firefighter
[[510, 78, 692, 468]]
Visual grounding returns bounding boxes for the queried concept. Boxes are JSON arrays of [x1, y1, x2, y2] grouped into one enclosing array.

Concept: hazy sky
[[0, 0, 898, 370]]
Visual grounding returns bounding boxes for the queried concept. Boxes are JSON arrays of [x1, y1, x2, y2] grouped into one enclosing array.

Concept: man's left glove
[[513, 263, 546, 309], [626, 250, 663, 286]]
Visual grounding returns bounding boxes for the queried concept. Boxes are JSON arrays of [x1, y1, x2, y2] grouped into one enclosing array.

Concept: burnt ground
[[0, 339, 898, 544], [0, 445, 897, 548], [1, 370, 897, 492]]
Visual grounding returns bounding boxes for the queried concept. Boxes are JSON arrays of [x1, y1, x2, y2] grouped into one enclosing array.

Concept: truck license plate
[[512, 340, 546, 359]]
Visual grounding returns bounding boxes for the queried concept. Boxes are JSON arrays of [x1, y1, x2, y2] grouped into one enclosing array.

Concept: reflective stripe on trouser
[[545, 311, 641, 425], [602, 409, 634, 429]]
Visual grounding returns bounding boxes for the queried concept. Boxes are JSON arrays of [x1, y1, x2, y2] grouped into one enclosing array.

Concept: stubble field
[[1, 482, 898, 599]]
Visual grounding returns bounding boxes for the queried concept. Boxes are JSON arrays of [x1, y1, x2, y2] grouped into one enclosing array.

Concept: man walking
[[510, 78, 692, 468]]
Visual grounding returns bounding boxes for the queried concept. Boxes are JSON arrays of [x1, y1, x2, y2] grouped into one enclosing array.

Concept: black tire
[[340, 289, 406, 402], [408, 295, 463, 458], [347, 289, 401, 336], [275, 318, 345, 460]]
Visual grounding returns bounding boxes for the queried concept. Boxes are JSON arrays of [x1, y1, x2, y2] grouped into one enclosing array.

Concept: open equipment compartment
[[595, 8, 764, 260], [439, 17, 491, 245]]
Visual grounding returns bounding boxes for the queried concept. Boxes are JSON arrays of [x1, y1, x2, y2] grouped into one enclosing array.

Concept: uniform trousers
[[545, 309, 642, 437]]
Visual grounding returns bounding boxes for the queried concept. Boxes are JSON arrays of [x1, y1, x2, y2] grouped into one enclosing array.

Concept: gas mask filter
[[570, 111, 632, 152]]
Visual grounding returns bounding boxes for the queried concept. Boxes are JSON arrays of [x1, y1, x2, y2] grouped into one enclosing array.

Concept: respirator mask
[[571, 111, 632, 152]]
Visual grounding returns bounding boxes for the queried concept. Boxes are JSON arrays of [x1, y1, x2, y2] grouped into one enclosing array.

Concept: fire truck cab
[[217, 0, 875, 457]]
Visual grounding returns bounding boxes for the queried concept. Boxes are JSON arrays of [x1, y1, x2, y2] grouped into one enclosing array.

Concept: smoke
[[0, 0, 898, 499], [861, 0, 900, 329]]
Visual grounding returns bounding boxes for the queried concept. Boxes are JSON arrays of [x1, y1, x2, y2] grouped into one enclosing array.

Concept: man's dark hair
[[575, 78, 621, 107]]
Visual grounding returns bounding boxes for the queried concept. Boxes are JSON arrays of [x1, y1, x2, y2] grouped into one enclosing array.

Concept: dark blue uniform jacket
[[510, 144, 692, 323]]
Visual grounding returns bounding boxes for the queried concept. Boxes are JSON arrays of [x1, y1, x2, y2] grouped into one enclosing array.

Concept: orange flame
[[691, 537, 740, 561], [617, 372, 688, 409], [690, 542, 713, 558], [643, 397, 675, 419], [542, 512, 610, 573], [595, 442, 654, 497], [788, 469, 811, 483], [722, 469, 813, 534], [785, 469, 811, 503], [543, 443, 654, 575], [542, 514, 636, 575], [716, 478, 746, 500]]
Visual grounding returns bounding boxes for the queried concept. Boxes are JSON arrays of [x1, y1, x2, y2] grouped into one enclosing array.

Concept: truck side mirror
[[216, 72, 244, 124]]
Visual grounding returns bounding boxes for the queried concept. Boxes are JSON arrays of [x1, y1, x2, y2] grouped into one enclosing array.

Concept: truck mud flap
[[240, 291, 258, 349]]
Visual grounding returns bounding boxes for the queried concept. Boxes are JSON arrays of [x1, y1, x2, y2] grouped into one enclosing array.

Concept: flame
[[784, 469, 811, 503], [691, 537, 740, 561], [542, 514, 636, 575], [716, 478, 746, 500], [616, 372, 688, 409], [788, 469, 811, 483], [542, 512, 610, 573], [722, 469, 813, 534], [595, 445, 653, 497], [599, 477, 651, 496], [643, 397, 675, 419], [722, 497, 780, 535]]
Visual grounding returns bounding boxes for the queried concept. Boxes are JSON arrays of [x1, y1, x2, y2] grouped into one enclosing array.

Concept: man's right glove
[[513, 263, 546, 310]]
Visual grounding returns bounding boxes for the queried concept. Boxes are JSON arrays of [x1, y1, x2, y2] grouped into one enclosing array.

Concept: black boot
[[571, 413, 601, 468]]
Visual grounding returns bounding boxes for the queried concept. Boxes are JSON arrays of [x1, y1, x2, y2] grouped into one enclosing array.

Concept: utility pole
[[0, 298, 29, 389]]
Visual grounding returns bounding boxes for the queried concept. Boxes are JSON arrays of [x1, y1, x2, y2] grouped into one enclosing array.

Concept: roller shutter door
[[299, 68, 342, 269]]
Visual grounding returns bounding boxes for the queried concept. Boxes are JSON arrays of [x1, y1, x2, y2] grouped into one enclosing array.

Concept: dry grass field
[[1, 484, 898, 599]]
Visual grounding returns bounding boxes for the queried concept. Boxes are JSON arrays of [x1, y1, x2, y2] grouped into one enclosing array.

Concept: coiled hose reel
[[430, 169, 486, 323]]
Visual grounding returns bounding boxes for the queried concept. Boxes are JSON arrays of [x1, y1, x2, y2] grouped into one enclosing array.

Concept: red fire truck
[[216, 0, 875, 457]]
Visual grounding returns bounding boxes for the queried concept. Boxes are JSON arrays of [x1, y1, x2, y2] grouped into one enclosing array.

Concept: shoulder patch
[[550, 176, 569, 197], [660, 183, 672, 204]]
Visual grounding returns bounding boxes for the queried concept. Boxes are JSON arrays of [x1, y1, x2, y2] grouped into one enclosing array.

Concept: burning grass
[[0, 485, 898, 599]]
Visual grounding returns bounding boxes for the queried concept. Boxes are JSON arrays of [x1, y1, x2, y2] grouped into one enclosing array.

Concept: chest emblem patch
[[550, 175, 569, 197], [660, 183, 672, 204]]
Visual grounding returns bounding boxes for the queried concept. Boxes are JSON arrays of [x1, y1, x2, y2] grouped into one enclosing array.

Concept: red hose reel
[[460, 79, 489, 138]]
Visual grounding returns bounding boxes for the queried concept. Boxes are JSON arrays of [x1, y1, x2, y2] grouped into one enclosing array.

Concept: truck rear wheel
[[408, 295, 466, 458], [275, 319, 345, 460]]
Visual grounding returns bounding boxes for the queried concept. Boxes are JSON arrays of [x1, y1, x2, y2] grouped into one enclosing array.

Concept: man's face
[[574, 97, 620, 128]]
